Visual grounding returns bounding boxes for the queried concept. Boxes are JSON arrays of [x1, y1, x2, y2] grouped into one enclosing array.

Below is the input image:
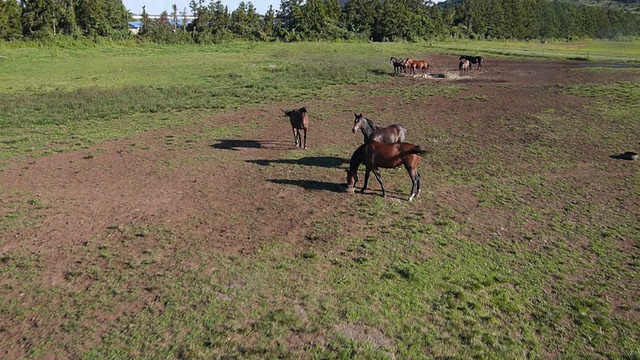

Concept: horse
[[405, 58, 430, 77], [352, 113, 407, 144], [390, 57, 406, 75], [282, 107, 309, 149], [459, 59, 470, 76], [459, 55, 484, 70], [346, 141, 427, 201]]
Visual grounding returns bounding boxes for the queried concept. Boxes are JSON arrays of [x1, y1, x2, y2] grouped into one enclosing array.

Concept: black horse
[[459, 55, 484, 70], [390, 57, 406, 76]]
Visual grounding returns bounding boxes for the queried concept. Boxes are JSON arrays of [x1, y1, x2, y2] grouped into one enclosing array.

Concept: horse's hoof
[[408, 195, 415, 202]]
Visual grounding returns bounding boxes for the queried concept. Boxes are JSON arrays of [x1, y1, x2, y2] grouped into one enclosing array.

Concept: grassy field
[[434, 39, 640, 63], [1, 40, 639, 358], [1, 40, 638, 161]]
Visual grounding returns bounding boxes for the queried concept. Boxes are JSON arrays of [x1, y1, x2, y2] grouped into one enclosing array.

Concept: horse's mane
[[365, 117, 380, 130]]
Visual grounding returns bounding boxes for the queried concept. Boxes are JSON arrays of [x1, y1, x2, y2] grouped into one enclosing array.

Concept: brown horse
[[459, 59, 470, 76], [282, 107, 309, 149], [346, 141, 427, 201], [352, 113, 407, 144], [406, 58, 430, 77]]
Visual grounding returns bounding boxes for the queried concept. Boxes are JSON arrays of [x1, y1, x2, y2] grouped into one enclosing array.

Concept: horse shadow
[[211, 139, 289, 151], [610, 152, 638, 160], [267, 179, 345, 193], [247, 156, 347, 168], [369, 69, 393, 76]]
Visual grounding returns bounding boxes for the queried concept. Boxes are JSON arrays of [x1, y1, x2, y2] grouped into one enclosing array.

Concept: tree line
[[1, 0, 639, 43]]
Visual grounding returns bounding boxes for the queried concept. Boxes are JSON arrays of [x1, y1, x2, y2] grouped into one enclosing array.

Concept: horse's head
[[352, 113, 364, 134], [345, 168, 358, 192]]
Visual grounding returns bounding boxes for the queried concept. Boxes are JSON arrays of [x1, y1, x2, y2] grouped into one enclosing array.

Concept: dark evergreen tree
[[102, 0, 128, 32], [1, 0, 23, 39], [342, 0, 377, 39], [263, 4, 276, 37], [75, 0, 109, 36]]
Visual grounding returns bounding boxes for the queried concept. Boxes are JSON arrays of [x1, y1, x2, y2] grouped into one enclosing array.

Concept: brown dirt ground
[[1, 55, 638, 357]]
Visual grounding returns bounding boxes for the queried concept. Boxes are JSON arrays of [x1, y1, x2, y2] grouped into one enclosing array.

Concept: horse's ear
[[300, 107, 307, 113]]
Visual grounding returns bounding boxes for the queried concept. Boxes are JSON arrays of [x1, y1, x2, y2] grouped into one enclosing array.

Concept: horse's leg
[[406, 166, 419, 201], [372, 169, 386, 197], [303, 128, 307, 149], [360, 168, 371, 193], [292, 127, 299, 147]]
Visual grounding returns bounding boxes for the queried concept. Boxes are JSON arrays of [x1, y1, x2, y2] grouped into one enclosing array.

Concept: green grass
[[432, 39, 640, 63], [1, 41, 639, 358]]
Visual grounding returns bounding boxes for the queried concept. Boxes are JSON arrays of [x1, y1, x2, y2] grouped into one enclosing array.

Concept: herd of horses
[[279, 53, 485, 201], [391, 54, 484, 77], [282, 109, 424, 201]]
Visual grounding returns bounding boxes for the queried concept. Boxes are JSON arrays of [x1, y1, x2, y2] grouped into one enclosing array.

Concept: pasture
[[1, 41, 639, 358]]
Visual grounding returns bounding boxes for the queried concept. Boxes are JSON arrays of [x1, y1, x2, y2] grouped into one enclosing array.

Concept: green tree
[[1, 0, 23, 40], [102, 0, 128, 32], [209, 1, 230, 35], [172, 4, 178, 31], [342, 0, 377, 39], [263, 4, 276, 37], [21, 0, 63, 37], [299, 0, 327, 37], [140, 5, 149, 34], [75, 0, 108, 36]]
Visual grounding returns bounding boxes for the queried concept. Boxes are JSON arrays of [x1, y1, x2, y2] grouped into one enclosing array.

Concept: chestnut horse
[[346, 141, 427, 201], [282, 107, 309, 149], [405, 58, 430, 77], [459, 59, 470, 75], [352, 113, 407, 144]]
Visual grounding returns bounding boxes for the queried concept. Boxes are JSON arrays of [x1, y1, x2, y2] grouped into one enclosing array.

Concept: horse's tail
[[282, 109, 291, 117]]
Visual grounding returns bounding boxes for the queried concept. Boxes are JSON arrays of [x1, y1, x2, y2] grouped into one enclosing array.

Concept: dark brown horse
[[459, 59, 470, 75], [346, 141, 427, 201], [459, 55, 484, 70], [282, 107, 309, 149], [405, 58, 430, 77], [352, 113, 407, 144], [390, 57, 406, 75]]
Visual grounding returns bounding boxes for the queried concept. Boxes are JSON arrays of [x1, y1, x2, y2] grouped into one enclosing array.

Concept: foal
[[282, 107, 309, 149], [346, 141, 427, 201], [459, 55, 484, 70], [459, 59, 470, 76], [390, 57, 406, 75]]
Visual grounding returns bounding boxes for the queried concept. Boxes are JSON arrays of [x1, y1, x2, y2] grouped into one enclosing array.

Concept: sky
[[123, 0, 444, 16]]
